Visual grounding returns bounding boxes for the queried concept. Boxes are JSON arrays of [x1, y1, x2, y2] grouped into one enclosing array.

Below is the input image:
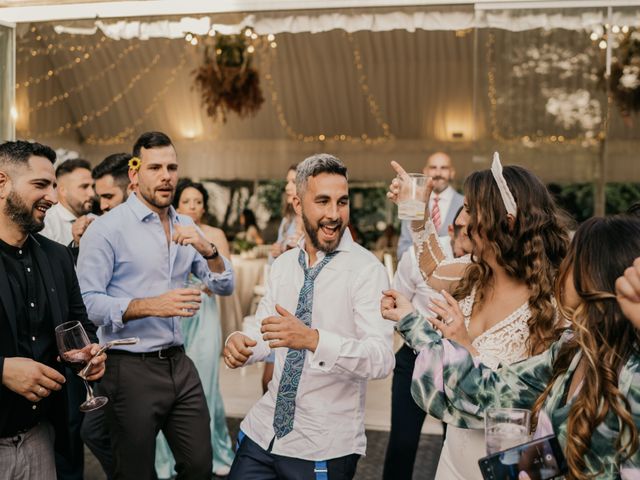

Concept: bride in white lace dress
[[386, 156, 570, 480]]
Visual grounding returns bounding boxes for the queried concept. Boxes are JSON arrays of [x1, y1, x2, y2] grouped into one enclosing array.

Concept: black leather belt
[[109, 345, 184, 359]]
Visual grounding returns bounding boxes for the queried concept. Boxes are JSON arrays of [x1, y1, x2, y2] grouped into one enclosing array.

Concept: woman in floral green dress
[[383, 215, 640, 479]]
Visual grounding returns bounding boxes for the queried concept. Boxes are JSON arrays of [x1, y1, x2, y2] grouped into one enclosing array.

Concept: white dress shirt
[[239, 230, 395, 461], [393, 246, 443, 316], [41, 203, 76, 245]]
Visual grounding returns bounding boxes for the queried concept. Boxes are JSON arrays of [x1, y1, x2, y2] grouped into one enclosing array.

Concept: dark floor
[[84, 418, 443, 480]]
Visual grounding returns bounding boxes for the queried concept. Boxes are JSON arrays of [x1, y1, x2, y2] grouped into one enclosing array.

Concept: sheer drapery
[[51, 7, 640, 38], [14, 6, 640, 182]]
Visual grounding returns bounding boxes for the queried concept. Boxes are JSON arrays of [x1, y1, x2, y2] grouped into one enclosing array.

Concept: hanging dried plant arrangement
[[193, 29, 264, 122], [610, 30, 640, 118], [599, 28, 640, 119]]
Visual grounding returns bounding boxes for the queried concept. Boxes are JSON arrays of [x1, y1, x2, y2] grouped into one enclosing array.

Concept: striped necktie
[[432, 194, 441, 231], [272, 249, 338, 438]]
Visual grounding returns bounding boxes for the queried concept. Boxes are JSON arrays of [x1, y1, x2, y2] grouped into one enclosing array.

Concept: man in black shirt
[[0, 140, 106, 479]]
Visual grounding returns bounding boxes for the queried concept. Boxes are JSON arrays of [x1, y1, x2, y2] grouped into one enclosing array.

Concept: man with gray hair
[[224, 154, 395, 479]]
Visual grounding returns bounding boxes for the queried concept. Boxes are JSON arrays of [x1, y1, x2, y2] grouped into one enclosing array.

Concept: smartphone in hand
[[478, 434, 567, 480]]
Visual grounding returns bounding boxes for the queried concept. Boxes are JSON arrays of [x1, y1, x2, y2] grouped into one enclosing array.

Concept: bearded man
[[41, 158, 95, 249], [224, 153, 394, 480], [0, 140, 106, 479], [77, 131, 234, 480]]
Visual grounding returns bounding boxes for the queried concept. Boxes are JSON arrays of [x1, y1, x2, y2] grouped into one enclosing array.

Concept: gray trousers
[[100, 350, 212, 480], [0, 422, 56, 480]]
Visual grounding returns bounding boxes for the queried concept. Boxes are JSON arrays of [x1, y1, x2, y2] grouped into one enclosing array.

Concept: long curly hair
[[452, 165, 570, 354], [531, 216, 640, 478]]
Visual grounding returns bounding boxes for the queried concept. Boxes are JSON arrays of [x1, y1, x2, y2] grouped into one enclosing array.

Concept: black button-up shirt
[[0, 236, 56, 436]]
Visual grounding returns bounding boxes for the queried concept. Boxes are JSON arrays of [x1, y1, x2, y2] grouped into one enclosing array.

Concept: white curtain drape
[[50, 7, 640, 39], [15, 8, 640, 183]]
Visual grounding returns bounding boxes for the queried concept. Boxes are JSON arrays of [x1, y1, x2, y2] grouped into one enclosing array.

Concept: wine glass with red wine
[[54, 321, 108, 412]]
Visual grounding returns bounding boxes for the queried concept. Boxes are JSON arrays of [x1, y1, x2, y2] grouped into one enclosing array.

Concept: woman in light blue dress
[[155, 179, 235, 478]]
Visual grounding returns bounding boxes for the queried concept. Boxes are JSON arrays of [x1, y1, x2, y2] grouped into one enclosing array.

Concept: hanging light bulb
[[185, 33, 193, 42], [244, 28, 252, 37], [622, 25, 630, 33], [267, 34, 275, 42], [270, 41, 277, 49], [612, 25, 620, 34], [599, 40, 607, 50], [190, 37, 198, 46], [247, 45, 255, 53], [590, 32, 599, 41]]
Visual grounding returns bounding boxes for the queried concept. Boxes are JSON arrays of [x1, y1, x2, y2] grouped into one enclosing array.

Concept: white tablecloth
[[218, 255, 267, 340]]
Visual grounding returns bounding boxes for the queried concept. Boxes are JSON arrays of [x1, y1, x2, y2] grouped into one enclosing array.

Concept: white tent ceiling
[[11, 4, 640, 183]]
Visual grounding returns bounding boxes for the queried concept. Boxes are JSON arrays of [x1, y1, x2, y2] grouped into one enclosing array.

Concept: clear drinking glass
[[485, 407, 531, 454], [54, 321, 108, 412], [397, 173, 428, 220], [183, 274, 204, 310], [183, 275, 204, 291]]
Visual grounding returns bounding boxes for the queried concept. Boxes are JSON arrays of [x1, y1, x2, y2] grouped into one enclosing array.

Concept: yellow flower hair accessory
[[128, 156, 141, 171]]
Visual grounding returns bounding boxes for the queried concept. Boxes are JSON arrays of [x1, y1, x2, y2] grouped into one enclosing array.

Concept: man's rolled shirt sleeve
[[193, 254, 234, 296]]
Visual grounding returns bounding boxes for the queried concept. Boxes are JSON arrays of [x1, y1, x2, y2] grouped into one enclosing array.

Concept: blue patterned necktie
[[272, 249, 338, 438]]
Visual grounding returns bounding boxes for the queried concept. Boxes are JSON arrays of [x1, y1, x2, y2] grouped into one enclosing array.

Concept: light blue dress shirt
[[77, 193, 234, 352]]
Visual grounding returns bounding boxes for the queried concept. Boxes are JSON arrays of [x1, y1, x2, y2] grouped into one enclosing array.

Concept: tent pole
[[594, 5, 613, 217]]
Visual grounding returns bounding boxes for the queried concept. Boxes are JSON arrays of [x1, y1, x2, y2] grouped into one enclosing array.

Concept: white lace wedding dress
[[410, 219, 534, 480], [434, 286, 531, 480]]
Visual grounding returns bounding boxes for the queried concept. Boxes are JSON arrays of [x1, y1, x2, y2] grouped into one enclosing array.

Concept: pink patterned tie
[[432, 194, 441, 231]]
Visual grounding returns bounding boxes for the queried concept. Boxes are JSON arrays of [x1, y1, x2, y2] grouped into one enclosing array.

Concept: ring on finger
[[39, 387, 46, 396]]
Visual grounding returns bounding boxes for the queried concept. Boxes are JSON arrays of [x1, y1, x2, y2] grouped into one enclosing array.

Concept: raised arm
[[387, 161, 468, 293], [410, 220, 469, 292], [396, 311, 565, 429]]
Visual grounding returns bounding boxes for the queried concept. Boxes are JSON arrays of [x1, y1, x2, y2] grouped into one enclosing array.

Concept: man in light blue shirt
[[77, 131, 234, 480]]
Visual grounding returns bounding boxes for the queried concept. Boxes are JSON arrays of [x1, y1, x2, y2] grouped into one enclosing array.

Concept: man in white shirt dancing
[[224, 153, 395, 479]]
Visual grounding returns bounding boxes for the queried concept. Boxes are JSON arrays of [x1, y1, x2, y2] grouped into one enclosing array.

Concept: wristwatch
[[203, 243, 219, 260]]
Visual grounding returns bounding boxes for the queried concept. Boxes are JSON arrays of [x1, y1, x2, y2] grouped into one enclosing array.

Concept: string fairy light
[[18, 36, 111, 66], [16, 38, 108, 90], [346, 32, 393, 143], [486, 32, 600, 147], [85, 51, 188, 146], [16, 25, 73, 54], [262, 32, 393, 144], [27, 42, 147, 114], [26, 50, 164, 138]]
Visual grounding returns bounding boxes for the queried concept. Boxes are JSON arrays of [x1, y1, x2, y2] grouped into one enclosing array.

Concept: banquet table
[[218, 254, 268, 340]]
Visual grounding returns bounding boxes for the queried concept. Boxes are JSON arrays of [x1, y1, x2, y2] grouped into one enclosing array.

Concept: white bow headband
[[491, 152, 517, 218]]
